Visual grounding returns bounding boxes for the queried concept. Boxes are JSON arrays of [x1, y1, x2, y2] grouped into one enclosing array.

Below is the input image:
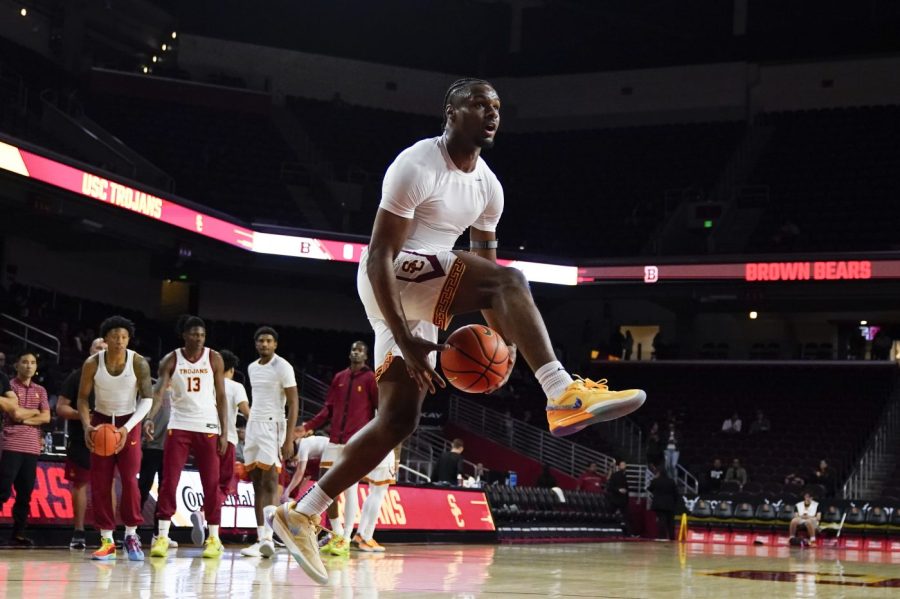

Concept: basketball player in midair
[[241, 326, 299, 558], [272, 79, 647, 583], [77, 316, 154, 561], [147, 316, 229, 559]]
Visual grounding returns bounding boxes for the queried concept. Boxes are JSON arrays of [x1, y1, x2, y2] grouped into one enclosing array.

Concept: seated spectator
[[725, 458, 747, 487], [576, 462, 605, 493], [721, 412, 742, 434], [705, 458, 725, 493], [789, 492, 820, 545], [535, 465, 557, 489], [811, 459, 836, 497], [748, 410, 771, 435], [784, 472, 805, 487]]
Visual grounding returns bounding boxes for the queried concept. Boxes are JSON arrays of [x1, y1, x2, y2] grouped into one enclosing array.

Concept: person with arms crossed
[[146, 316, 229, 559], [0, 352, 50, 546], [77, 317, 154, 560], [271, 78, 647, 583], [56, 337, 105, 549], [241, 326, 299, 558], [297, 340, 378, 556]]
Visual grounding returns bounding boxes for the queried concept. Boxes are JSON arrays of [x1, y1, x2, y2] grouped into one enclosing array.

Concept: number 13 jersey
[[170, 347, 219, 434]]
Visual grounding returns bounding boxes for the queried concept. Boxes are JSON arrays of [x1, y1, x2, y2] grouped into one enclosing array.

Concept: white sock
[[101, 529, 114, 541], [295, 483, 334, 517], [535, 361, 574, 401], [257, 526, 266, 541], [360, 484, 389, 540], [209, 524, 219, 539], [342, 483, 359, 541], [330, 514, 344, 537], [158, 520, 170, 539], [124, 526, 137, 537]]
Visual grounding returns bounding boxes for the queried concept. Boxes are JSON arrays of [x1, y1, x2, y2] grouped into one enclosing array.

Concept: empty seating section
[[580, 362, 895, 491], [748, 106, 900, 252], [484, 485, 623, 535], [85, 95, 307, 227]]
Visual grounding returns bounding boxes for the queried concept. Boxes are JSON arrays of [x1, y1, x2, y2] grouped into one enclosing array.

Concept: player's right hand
[[84, 425, 96, 451], [398, 336, 449, 394], [143, 420, 155, 442]]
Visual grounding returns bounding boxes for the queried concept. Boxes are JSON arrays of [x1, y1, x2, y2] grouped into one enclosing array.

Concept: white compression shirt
[[379, 136, 504, 253], [248, 354, 297, 421]]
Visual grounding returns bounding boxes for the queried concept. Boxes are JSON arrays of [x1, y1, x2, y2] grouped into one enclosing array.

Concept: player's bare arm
[[368, 208, 449, 393], [145, 351, 175, 438], [77, 355, 99, 450], [114, 354, 153, 453], [210, 350, 229, 455], [282, 385, 299, 461]]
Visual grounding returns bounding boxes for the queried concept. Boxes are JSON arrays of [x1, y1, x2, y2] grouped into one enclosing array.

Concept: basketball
[[91, 423, 122, 457], [441, 324, 510, 393]]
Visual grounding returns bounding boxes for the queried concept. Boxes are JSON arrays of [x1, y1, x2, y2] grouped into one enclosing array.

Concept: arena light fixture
[[171, 31, 177, 39], [20, 7, 27, 16], [152, 56, 158, 63], [860, 320, 867, 325], [162, 43, 168, 51], [749, 311, 758, 319], [142, 66, 149, 74]]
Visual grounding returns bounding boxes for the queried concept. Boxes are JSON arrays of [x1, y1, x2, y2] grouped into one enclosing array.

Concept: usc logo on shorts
[[395, 252, 445, 283], [401, 260, 426, 274]]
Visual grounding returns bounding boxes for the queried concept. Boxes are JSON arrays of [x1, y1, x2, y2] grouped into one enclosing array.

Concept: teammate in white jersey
[[273, 79, 647, 583], [219, 350, 251, 501], [241, 326, 299, 558], [147, 315, 228, 559], [281, 433, 329, 502], [77, 316, 153, 562]]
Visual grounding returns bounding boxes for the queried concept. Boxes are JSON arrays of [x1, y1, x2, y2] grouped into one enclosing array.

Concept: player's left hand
[[114, 427, 128, 453], [485, 343, 517, 394], [217, 435, 228, 456], [281, 439, 295, 462]]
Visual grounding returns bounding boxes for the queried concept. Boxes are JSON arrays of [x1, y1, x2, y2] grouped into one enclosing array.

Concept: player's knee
[[381, 409, 418, 441], [498, 265, 529, 295]]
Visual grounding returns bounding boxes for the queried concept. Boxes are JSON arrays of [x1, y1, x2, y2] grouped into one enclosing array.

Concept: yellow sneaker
[[270, 501, 328, 585], [546, 377, 646, 436], [357, 537, 385, 553], [202, 536, 224, 558], [91, 537, 117, 561], [149, 535, 170, 558], [327, 536, 350, 557]]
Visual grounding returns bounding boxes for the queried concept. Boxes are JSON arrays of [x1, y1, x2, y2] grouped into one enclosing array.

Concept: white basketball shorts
[[357, 248, 465, 380], [243, 418, 287, 472]]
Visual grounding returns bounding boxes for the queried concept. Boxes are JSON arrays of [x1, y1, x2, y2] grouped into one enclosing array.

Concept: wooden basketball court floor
[[0, 541, 897, 598]]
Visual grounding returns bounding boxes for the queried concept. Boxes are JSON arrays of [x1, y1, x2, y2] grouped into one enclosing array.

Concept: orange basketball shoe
[[546, 377, 646, 437]]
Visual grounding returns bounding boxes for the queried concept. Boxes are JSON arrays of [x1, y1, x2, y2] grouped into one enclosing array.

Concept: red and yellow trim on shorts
[[374, 351, 394, 382], [243, 461, 282, 474], [433, 258, 466, 330]]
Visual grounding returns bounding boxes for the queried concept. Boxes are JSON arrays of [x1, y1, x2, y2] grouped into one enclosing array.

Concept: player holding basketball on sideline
[[77, 317, 154, 561], [271, 78, 647, 583], [296, 340, 378, 556], [147, 316, 229, 559], [241, 326, 299, 558]]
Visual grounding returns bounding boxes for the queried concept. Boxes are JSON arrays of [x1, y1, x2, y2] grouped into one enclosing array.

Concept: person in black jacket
[[606, 460, 630, 534], [647, 462, 679, 540], [435, 438, 465, 484]]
